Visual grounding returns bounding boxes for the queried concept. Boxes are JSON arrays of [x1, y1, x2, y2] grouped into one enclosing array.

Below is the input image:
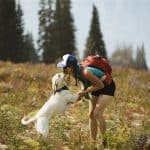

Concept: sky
[[19, 0, 150, 68]]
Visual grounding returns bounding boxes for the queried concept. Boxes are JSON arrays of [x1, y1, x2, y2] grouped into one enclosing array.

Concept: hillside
[[0, 61, 150, 149]]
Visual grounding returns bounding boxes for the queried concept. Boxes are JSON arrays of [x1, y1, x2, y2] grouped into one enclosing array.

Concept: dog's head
[[52, 72, 70, 92]]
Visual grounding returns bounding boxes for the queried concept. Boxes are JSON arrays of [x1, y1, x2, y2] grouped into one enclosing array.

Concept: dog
[[21, 72, 79, 138]]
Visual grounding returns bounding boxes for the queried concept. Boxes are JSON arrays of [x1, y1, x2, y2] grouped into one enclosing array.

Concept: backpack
[[80, 55, 112, 74], [80, 55, 112, 84]]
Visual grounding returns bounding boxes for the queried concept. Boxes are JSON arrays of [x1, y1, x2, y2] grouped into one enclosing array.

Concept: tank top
[[76, 65, 105, 89]]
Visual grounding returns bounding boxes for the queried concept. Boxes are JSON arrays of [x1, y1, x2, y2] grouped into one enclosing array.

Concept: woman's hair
[[73, 66, 78, 86], [66, 55, 78, 86]]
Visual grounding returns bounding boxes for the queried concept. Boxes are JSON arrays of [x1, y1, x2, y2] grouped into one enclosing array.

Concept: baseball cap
[[57, 54, 77, 68]]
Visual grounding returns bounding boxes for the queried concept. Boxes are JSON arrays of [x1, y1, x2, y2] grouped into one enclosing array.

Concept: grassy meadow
[[0, 61, 150, 150]]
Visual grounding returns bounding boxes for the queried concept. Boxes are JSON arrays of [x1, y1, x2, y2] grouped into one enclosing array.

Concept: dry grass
[[0, 61, 150, 149]]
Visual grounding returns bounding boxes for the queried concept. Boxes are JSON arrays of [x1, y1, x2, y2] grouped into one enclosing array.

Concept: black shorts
[[91, 80, 116, 96]]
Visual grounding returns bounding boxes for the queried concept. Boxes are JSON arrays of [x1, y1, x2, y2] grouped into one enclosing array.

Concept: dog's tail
[[21, 115, 37, 125]]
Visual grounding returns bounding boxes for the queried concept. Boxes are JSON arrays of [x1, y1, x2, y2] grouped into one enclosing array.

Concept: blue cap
[[57, 54, 77, 68]]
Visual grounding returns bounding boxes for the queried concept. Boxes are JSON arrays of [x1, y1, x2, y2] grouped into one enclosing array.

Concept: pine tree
[[0, 0, 25, 62], [38, 0, 54, 63], [38, 0, 76, 63], [51, 0, 63, 58], [24, 33, 38, 63], [61, 0, 76, 55], [13, 2, 25, 62], [135, 44, 148, 70], [52, 0, 76, 58], [0, 0, 16, 61], [84, 5, 107, 58]]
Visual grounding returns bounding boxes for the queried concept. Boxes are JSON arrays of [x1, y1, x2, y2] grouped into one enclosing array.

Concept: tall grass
[[0, 62, 150, 149]]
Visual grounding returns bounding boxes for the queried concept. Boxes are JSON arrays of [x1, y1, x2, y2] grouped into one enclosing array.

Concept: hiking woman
[[57, 54, 116, 146]]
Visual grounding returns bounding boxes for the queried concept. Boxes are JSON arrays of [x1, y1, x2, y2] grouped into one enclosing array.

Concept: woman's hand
[[79, 90, 86, 97], [77, 90, 86, 101]]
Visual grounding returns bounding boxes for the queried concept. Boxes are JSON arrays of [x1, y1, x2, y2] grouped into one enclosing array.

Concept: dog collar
[[54, 86, 69, 94]]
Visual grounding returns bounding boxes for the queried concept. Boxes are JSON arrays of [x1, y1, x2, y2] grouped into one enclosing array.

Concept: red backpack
[[80, 55, 112, 84]]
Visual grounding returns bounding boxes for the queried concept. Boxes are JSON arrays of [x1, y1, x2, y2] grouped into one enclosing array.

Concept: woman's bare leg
[[94, 95, 112, 136], [89, 96, 98, 140]]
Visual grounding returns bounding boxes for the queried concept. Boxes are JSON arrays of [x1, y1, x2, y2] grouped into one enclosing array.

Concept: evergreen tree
[[52, 0, 76, 58], [38, 0, 54, 63], [24, 33, 38, 63], [51, 0, 62, 58], [84, 5, 107, 58], [0, 0, 25, 62], [13, 2, 25, 62], [135, 44, 148, 70], [0, 0, 16, 61], [38, 0, 76, 63], [61, 0, 76, 55]]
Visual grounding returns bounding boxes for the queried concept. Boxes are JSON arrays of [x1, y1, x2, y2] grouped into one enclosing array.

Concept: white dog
[[21, 72, 79, 138]]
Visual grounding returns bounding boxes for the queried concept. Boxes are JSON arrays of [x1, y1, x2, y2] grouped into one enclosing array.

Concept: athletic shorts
[[91, 80, 116, 96]]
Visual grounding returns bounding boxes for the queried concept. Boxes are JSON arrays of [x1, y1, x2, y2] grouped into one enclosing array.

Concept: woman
[[57, 54, 116, 146]]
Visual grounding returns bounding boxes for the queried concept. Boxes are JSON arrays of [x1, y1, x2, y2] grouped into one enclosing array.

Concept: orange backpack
[[80, 55, 112, 84]]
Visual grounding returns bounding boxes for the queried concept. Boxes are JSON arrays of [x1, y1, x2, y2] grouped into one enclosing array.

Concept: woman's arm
[[79, 69, 104, 97]]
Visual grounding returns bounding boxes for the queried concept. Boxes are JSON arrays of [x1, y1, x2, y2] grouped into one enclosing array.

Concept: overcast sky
[[20, 0, 150, 68]]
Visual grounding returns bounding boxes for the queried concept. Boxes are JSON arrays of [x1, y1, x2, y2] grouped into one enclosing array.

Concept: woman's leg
[[94, 95, 112, 136], [89, 96, 98, 140]]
